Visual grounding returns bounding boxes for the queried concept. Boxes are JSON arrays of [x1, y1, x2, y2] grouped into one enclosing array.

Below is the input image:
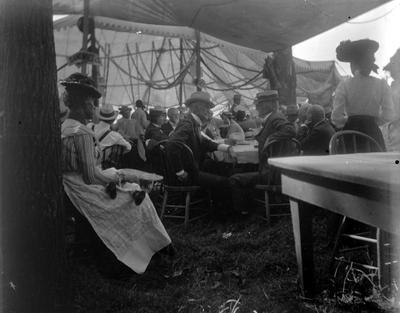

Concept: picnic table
[[212, 139, 259, 164], [269, 152, 400, 297]]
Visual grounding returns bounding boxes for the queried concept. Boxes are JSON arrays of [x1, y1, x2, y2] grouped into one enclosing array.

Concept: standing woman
[[61, 73, 171, 274], [331, 39, 394, 149]]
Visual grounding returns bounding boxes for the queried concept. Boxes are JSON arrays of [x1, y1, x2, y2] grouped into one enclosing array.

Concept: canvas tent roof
[[53, 0, 390, 53], [54, 15, 342, 112]]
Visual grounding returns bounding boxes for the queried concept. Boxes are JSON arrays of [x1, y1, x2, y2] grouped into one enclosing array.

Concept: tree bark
[[0, 1, 70, 312], [273, 47, 297, 108]]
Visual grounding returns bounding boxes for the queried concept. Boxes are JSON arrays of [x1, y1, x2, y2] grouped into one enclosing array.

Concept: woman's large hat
[[185, 91, 215, 108], [99, 104, 118, 121], [336, 39, 379, 63], [60, 72, 102, 99]]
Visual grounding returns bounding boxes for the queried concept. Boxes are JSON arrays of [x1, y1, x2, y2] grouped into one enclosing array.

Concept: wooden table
[[213, 140, 259, 164], [269, 152, 400, 297]]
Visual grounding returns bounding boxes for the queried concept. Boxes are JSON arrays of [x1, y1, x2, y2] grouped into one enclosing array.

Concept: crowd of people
[[60, 38, 399, 276]]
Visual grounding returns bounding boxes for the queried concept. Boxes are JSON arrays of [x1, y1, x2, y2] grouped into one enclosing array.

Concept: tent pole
[[179, 38, 184, 106], [273, 47, 296, 111], [126, 44, 135, 104], [195, 30, 201, 91], [81, 0, 90, 75]]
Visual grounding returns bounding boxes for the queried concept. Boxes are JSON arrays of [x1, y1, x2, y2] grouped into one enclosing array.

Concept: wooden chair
[[150, 140, 211, 228], [254, 138, 302, 225], [101, 144, 125, 170], [328, 130, 392, 286]]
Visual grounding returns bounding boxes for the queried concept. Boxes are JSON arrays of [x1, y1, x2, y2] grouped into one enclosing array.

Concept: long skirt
[[63, 173, 171, 274], [343, 115, 386, 151]]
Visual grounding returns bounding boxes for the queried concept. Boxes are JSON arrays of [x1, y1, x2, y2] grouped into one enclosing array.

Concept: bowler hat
[[185, 91, 215, 108], [60, 73, 101, 99], [336, 39, 379, 63]]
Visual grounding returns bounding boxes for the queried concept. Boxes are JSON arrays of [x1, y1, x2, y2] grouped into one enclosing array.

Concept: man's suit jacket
[[167, 114, 218, 179], [298, 119, 335, 155], [255, 111, 296, 175], [161, 121, 174, 136]]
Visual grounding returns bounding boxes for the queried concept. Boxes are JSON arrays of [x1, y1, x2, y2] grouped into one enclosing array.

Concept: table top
[[269, 152, 400, 191], [213, 140, 259, 164]]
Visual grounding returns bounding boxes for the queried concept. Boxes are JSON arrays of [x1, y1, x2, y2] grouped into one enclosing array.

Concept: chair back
[[262, 138, 302, 185], [329, 130, 383, 155], [150, 140, 198, 186], [101, 145, 125, 170]]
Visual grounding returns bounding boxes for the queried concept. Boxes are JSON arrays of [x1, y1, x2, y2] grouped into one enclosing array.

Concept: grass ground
[[70, 213, 400, 313]]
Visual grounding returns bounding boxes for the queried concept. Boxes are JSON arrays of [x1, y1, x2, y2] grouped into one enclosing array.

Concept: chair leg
[[329, 216, 347, 273], [160, 189, 168, 220], [184, 192, 191, 228], [264, 191, 270, 226]]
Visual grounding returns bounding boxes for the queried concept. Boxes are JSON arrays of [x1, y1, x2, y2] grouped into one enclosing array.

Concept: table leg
[[290, 199, 315, 298]]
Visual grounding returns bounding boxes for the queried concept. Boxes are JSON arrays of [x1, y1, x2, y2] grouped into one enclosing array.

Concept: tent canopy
[[54, 15, 342, 112], [53, 0, 390, 53]]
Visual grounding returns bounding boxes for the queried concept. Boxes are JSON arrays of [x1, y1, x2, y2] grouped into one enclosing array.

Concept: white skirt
[[63, 172, 171, 274]]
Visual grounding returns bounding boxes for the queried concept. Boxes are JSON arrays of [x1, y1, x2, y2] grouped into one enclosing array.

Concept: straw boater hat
[[99, 104, 118, 121], [255, 90, 279, 105], [60, 73, 102, 99], [185, 91, 215, 109]]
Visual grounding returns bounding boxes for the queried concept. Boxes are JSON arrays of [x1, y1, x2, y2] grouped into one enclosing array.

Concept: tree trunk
[[273, 47, 297, 108], [0, 1, 70, 312]]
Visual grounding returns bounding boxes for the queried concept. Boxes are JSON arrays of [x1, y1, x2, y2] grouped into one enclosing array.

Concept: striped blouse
[[62, 119, 109, 185]]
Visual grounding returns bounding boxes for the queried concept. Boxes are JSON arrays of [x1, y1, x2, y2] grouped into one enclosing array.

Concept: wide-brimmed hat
[[336, 39, 379, 63], [255, 90, 279, 105], [185, 91, 215, 108], [99, 104, 118, 121], [60, 73, 102, 99]]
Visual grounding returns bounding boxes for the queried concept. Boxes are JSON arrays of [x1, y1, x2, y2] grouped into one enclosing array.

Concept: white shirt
[[332, 74, 394, 128], [88, 121, 131, 152]]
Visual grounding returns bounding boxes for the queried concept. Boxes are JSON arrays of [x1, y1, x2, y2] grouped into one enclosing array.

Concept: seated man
[[161, 107, 180, 136], [296, 104, 335, 155], [166, 91, 234, 207], [219, 111, 245, 143], [88, 105, 132, 169], [228, 90, 296, 214], [88, 104, 132, 153], [145, 107, 169, 148]]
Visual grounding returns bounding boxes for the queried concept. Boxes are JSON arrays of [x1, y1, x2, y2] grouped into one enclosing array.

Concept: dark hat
[[255, 90, 279, 105], [136, 99, 145, 108], [60, 73, 101, 99], [336, 39, 379, 63], [185, 91, 215, 108], [119, 106, 132, 113], [149, 107, 166, 118]]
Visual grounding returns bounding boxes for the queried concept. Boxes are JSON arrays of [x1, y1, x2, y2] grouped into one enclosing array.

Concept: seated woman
[[60, 73, 172, 274]]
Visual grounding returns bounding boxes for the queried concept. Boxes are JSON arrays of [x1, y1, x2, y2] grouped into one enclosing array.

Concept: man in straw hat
[[331, 39, 394, 148], [166, 91, 235, 208], [88, 104, 131, 153], [229, 90, 296, 215]]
